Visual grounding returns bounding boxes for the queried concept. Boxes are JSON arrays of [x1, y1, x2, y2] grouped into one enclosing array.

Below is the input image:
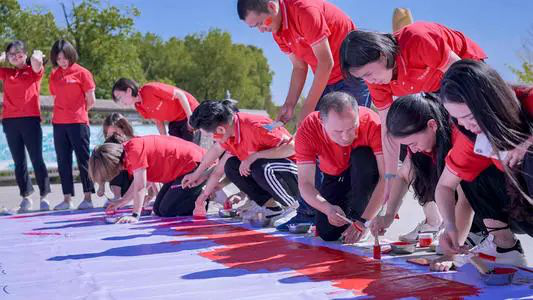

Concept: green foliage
[[511, 26, 533, 84], [0, 0, 274, 112], [511, 62, 533, 84]]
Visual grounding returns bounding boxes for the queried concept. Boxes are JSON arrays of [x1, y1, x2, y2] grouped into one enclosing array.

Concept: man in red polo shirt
[[237, 0, 370, 126], [295, 91, 385, 242], [182, 100, 300, 226]]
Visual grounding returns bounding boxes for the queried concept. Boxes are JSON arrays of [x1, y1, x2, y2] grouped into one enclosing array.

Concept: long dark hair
[[340, 30, 398, 81], [387, 93, 452, 205], [441, 59, 533, 206]]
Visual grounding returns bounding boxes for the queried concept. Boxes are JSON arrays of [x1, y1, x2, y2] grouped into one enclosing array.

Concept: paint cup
[[218, 208, 238, 218], [418, 233, 433, 247], [288, 223, 312, 234], [390, 241, 416, 254], [223, 199, 232, 210], [481, 268, 517, 286]]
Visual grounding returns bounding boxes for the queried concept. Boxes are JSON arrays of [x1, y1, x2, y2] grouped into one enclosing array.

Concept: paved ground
[[1, 182, 531, 266]]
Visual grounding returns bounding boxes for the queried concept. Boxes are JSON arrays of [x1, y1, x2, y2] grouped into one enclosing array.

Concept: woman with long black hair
[[435, 60, 533, 263], [0, 40, 50, 212], [371, 93, 529, 269]]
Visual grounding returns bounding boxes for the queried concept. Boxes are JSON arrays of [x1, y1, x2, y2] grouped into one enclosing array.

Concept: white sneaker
[[39, 199, 50, 211], [399, 220, 441, 242], [469, 234, 527, 267], [18, 198, 32, 213], [54, 201, 74, 211], [77, 199, 94, 210], [465, 231, 487, 249], [270, 206, 297, 228]]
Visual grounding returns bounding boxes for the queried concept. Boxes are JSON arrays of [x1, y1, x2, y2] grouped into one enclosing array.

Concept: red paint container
[[418, 233, 433, 247], [373, 245, 381, 259]]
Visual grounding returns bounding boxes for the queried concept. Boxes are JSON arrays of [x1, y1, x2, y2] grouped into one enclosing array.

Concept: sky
[[19, 0, 533, 105]]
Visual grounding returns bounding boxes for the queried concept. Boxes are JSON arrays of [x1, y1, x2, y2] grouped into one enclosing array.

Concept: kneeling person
[[296, 91, 385, 243], [89, 134, 207, 223], [183, 100, 299, 226]]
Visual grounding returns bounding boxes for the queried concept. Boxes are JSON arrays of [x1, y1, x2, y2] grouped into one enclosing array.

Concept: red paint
[[373, 245, 381, 259], [171, 220, 479, 299], [192, 215, 206, 220], [23, 232, 61, 236], [8, 212, 49, 219], [419, 237, 432, 247], [105, 209, 116, 216], [493, 268, 517, 275], [223, 200, 232, 210], [392, 241, 413, 246], [477, 252, 496, 262]]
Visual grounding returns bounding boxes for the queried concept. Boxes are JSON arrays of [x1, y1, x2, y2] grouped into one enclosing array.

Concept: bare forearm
[[384, 176, 409, 218], [155, 121, 167, 135], [436, 185, 458, 228], [285, 66, 308, 107], [299, 181, 331, 214], [254, 143, 295, 160], [302, 61, 332, 113]]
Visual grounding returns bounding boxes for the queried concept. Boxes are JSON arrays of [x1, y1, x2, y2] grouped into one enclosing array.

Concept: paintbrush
[[335, 213, 364, 232]]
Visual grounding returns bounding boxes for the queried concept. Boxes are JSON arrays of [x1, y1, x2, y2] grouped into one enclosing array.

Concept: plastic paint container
[[218, 209, 238, 218], [418, 233, 433, 247], [391, 241, 416, 254], [288, 223, 312, 234], [373, 245, 382, 259], [482, 268, 517, 286]]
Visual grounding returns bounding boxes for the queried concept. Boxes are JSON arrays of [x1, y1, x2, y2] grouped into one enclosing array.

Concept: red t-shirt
[[220, 112, 294, 161], [367, 22, 487, 110], [513, 85, 533, 118], [295, 108, 382, 176], [273, 0, 356, 85], [49, 63, 95, 124], [0, 65, 43, 119], [135, 82, 199, 122], [122, 135, 205, 184], [445, 127, 495, 182]]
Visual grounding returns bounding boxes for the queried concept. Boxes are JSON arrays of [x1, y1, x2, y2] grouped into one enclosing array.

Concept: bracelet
[[384, 173, 397, 180], [131, 212, 140, 219]]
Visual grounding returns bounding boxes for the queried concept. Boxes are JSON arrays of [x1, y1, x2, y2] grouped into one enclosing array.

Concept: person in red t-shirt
[[339, 22, 487, 210], [0, 40, 50, 213], [237, 0, 371, 126], [49, 39, 96, 211], [182, 100, 300, 226], [295, 91, 385, 243], [112, 78, 199, 143], [89, 134, 207, 223], [376, 93, 529, 270]]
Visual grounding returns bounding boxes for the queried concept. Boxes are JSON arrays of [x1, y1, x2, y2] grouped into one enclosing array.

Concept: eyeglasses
[[7, 51, 24, 58]]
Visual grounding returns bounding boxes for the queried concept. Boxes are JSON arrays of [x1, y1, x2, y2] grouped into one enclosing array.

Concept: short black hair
[[340, 30, 398, 80], [5, 40, 26, 54], [237, 0, 272, 20], [189, 100, 238, 132], [319, 91, 358, 121], [111, 78, 139, 101], [50, 39, 78, 67]]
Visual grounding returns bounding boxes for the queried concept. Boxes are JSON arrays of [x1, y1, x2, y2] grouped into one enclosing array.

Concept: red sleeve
[[254, 125, 292, 149], [123, 140, 148, 174], [143, 83, 175, 102], [296, 6, 331, 46], [273, 34, 292, 54], [410, 30, 451, 71], [0, 67, 9, 81], [80, 69, 96, 93], [513, 85, 533, 118], [32, 67, 44, 80], [363, 112, 383, 155], [295, 121, 318, 165], [367, 83, 394, 110], [445, 131, 493, 182], [49, 72, 56, 96]]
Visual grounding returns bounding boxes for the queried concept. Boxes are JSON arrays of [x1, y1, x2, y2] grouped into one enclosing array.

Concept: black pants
[[153, 172, 205, 217], [109, 170, 132, 196], [168, 119, 200, 144], [53, 123, 94, 196], [523, 150, 533, 198], [461, 165, 533, 237], [224, 157, 300, 208], [315, 147, 380, 241], [2, 117, 50, 197]]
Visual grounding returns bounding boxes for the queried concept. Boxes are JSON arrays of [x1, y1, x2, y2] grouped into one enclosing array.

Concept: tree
[[60, 0, 145, 98]]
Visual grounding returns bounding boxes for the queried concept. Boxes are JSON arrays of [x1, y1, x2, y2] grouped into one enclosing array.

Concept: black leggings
[[153, 172, 204, 217], [460, 165, 533, 237], [315, 147, 380, 241], [53, 123, 94, 196], [2, 117, 50, 197]]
